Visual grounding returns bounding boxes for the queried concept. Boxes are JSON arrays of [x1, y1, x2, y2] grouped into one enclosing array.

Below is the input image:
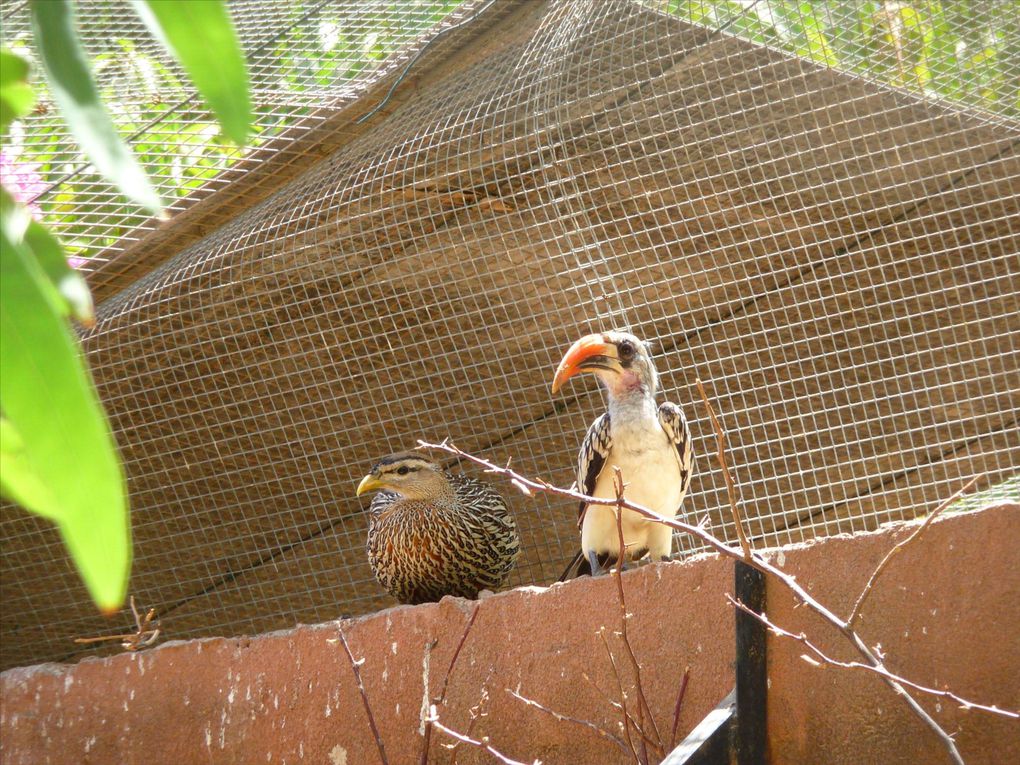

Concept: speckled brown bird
[[355, 452, 521, 605]]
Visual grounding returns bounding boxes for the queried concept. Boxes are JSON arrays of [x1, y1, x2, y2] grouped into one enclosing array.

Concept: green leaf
[[1, 417, 60, 521], [31, 0, 162, 215], [0, 191, 65, 317], [0, 197, 130, 613], [23, 218, 95, 326], [132, 0, 252, 145], [800, 7, 839, 69], [0, 48, 36, 137]]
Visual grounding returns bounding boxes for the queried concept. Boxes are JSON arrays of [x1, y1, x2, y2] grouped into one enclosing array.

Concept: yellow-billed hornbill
[[356, 453, 521, 605], [552, 331, 693, 578]]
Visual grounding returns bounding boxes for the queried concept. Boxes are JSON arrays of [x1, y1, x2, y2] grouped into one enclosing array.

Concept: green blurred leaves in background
[[32, 0, 163, 214], [0, 0, 251, 613], [666, 1, 1019, 115], [0, 49, 35, 136], [4, 0, 463, 265], [132, 0, 252, 145]]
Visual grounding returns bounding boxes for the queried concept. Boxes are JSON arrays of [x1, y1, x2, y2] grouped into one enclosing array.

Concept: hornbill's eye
[[617, 340, 635, 360], [397, 466, 410, 475]]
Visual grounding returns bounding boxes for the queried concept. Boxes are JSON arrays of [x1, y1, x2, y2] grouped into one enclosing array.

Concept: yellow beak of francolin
[[551, 334, 618, 394], [356, 474, 384, 497]]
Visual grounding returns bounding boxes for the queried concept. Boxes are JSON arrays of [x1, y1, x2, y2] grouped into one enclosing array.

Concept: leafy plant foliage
[[0, 0, 250, 612]]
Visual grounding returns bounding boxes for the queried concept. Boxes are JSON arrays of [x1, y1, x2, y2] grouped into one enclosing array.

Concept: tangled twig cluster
[[415, 379, 1016, 765]]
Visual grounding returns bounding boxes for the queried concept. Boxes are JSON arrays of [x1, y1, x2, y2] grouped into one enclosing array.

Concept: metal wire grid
[[0, 0, 473, 268], [1, 0, 1018, 670], [661, 1, 1019, 124]]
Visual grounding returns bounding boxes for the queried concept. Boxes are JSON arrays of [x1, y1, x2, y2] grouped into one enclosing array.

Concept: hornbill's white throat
[[552, 330, 693, 577]]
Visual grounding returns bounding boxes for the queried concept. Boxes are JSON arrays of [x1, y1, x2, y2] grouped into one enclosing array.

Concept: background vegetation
[[1, 0, 251, 612], [3, 2, 1017, 268]]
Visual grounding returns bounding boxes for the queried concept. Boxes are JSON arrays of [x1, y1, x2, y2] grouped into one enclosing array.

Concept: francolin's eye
[[617, 340, 635, 360], [397, 466, 410, 476]]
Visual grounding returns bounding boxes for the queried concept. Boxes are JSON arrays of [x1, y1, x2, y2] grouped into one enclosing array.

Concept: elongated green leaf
[[0, 48, 35, 137], [0, 202, 130, 613], [2, 184, 94, 324], [23, 218, 95, 326], [0, 190, 65, 317], [31, 0, 162, 215], [1, 418, 60, 521], [133, 0, 252, 145]]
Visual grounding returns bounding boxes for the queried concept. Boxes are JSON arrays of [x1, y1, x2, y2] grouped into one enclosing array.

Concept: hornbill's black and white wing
[[657, 401, 694, 501], [575, 412, 612, 527], [557, 413, 611, 581]]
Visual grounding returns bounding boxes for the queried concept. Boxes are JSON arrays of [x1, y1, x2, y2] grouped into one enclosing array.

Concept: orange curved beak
[[551, 334, 616, 394]]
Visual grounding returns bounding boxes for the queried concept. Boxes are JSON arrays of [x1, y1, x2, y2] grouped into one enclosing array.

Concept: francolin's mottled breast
[[356, 453, 520, 605]]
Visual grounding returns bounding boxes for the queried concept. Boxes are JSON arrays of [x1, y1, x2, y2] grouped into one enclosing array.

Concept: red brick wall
[[2, 504, 1017, 765]]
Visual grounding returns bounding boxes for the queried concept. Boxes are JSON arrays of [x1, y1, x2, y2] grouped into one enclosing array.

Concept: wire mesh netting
[[1, 0, 1017, 670], [0, 0, 471, 270]]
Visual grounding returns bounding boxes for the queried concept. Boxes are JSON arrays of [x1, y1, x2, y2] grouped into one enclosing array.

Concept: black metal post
[[666, 559, 768, 764], [734, 559, 767, 764]]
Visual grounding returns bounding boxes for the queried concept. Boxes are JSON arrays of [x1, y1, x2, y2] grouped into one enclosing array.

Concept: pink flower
[[0, 149, 46, 219], [1, 149, 86, 269]]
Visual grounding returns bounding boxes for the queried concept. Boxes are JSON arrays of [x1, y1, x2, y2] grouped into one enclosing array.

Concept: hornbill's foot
[[588, 549, 604, 576]]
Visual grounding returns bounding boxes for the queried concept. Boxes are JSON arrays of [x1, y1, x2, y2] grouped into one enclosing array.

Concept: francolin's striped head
[[551, 330, 658, 398], [355, 453, 451, 501]]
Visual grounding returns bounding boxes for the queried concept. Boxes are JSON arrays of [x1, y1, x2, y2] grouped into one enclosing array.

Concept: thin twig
[[421, 605, 481, 765], [419, 438, 745, 566], [338, 628, 390, 765], [613, 467, 648, 765], [451, 675, 493, 763], [507, 689, 630, 755], [598, 621, 664, 764], [355, 0, 498, 124], [418, 439, 986, 764], [587, 667, 668, 763], [669, 666, 692, 750], [695, 378, 751, 560], [582, 671, 625, 714], [439, 605, 480, 703], [847, 476, 981, 627], [599, 628, 643, 763], [848, 628, 965, 764], [73, 595, 160, 651], [612, 468, 665, 761], [729, 597, 1018, 720], [427, 707, 539, 765]]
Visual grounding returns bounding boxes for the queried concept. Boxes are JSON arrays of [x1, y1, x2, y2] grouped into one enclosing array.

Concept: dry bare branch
[[591, 627, 663, 762], [669, 666, 692, 750], [419, 437, 743, 563], [599, 627, 644, 762], [417, 438, 994, 765], [439, 605, 480, 702], [73, 595, 160, 651], [582, 671, 626, 715], [847, 476, 981, 627], [729, 597, 1019, 720], [421, 604, 481, 765], [337, 627, 389, 765], [451, 676, 493, 763], [612, 468, 664, 762], [509, 472, 691, 765], [507, 689, 630, 755], [427, 706, 539, 765], [695, 378, 751, 560]]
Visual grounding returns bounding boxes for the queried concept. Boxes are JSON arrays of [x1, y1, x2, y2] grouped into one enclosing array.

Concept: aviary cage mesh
[[1, 0, 1017, 670]]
